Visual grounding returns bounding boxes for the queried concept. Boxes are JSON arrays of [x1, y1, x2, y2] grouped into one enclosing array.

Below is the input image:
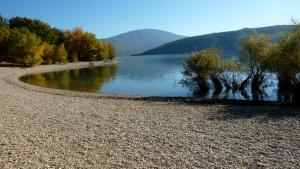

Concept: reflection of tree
[[182, 71, 282, 101], [21, 74, 48, 88], [68, 65, 118, 92], [21, 65, 118, 92], [191, 87, 209, 98]]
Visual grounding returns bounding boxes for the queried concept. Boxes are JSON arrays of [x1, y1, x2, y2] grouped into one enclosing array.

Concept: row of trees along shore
[[183, 22, 300, 104], [0, 16, 117, 66]]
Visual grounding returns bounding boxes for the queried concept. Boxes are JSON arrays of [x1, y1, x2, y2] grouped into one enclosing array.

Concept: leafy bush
[[0, 15, 8, 27], [9, 17, 64, 45], [265, 23, 300, 102], [270, 24, 300, 83], [64, 27, 111, 61], [182, 23, 300, 103], [55, 43, 68, 64], [6, 27, 43, 66], [0, 26, 10, 61], [239, 34, 272, 93], [108, 43, 117, 60], [182, 48, 241, 93], [0, 16, 117, 65], [40, 42, 55, 64]]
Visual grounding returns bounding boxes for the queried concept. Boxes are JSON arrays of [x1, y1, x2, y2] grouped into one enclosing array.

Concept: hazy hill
[[138, 25, 292, 57], [102, 29, 186, 56]]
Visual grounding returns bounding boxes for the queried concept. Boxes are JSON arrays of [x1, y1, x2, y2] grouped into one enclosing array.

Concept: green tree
[[6, 27, 43, 66], [239, 34, 271, 95], [55, 43, 68, 64], [0, 15, 8, 27], [9, 17, 64, 45], [100, 42, 109, 60], [271, 24, 300, 85], [183, 49, 224, 93], [108, 43, 117, 60], [0, 26, 10, 62], [0, 15, 9, 62], [265, 23, 300, 103], [0, 26, 9, 42]]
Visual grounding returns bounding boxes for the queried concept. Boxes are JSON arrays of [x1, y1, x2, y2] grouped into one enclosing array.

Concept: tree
[[182, 49, 224, 93], [64, 27, 86, 61], [2, 16, 116, 65], [0, 15, 8, 27], [220, 58, 245, 91], [9, 17, 64, 45], [40, 42, 55, 64], [99, 42, 109, 60], [0, 15, 9, 62], [265, 22, 300, 103], [182, 48, 243, 97], [64, 27, 115, 62], [0, 26, 9, 42], [50, 28, 64, 45], [55, 43, 68, 64], [108, 43, 117, 60], [271, 24, 300, 86], [6, 27, 43, 66], [0, 26, 9, 62], [239, 34, 271, 97]]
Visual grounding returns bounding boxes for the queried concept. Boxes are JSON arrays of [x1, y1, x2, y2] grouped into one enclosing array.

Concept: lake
[[20, 54, 281, 101]]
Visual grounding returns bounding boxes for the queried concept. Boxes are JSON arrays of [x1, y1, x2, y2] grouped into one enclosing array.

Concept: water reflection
[[183, 71, 297, 103], [21, 65, 118, 92], [19, 55, 297, 102]]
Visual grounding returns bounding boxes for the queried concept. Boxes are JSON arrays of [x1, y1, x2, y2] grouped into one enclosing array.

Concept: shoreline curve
[[3, 60, 296, 107]]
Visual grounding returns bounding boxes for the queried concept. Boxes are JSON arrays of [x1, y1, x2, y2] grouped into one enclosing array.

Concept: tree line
[[0, 16, 117, 66], [182, 22, 300, 104]]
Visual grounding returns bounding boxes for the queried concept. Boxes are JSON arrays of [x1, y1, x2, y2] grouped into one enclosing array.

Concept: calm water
[[20, 54, 280, 100]]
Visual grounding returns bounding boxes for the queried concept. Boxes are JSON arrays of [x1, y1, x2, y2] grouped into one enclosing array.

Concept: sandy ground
[[0, 62, 299, 169]]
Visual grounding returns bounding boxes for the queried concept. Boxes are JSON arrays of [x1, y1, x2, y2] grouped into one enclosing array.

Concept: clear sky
[[1, 0, 300, 38]]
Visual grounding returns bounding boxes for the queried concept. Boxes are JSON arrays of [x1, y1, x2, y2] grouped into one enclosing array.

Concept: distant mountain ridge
[[102, 29, 186, 56], [138, 25, 292, 57]]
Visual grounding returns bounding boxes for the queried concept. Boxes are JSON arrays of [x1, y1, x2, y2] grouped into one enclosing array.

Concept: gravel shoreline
[[0, 62, 300, 168]]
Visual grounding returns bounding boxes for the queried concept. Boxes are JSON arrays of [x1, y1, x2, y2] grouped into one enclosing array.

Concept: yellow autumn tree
[[55, 43, 68, 64], [40, 42, 55, 64], [64, 27, 114, 62]]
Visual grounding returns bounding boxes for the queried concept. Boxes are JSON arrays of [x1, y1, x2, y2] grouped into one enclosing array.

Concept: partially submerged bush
[[183, 23, 300, 103], [270, 24, 300, 89], [182, 48, 241, 94], [239, 34, 272, 94]]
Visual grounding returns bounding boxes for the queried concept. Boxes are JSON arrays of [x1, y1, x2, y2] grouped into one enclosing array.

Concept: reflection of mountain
[[21, 65, 118, 92]]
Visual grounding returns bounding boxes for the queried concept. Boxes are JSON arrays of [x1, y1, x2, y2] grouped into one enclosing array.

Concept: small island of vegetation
[[0, 16, 117, 66], [182, 22, 300, 105]]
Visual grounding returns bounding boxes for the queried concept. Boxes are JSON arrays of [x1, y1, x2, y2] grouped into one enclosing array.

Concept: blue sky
[[1, 0, 300, 38]]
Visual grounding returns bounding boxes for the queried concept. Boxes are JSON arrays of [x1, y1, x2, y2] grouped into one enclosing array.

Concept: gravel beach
[[0, 62, 299, 168]]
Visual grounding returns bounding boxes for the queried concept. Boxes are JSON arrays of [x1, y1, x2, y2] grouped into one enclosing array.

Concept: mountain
[[102, 29, 186, 56], [138, 25, 292, 57]]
